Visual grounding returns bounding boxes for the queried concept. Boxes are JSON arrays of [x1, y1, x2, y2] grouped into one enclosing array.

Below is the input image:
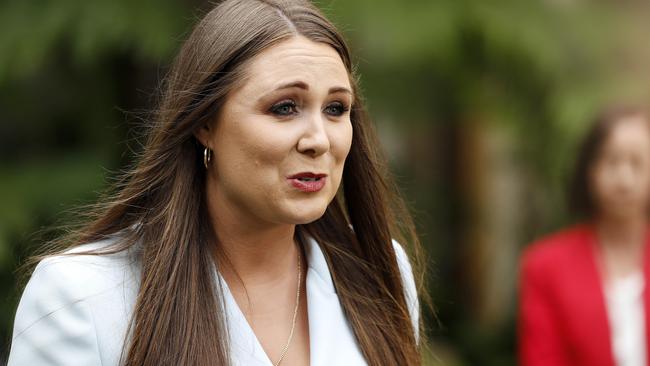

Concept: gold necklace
[[273, 246, 302, 366]]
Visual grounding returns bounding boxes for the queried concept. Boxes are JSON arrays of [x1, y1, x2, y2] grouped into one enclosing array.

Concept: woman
[[518, 106, 650, 366], [7, 0, 426, 365]]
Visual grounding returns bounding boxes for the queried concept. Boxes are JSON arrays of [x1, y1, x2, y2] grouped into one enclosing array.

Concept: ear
[[193, 122, 212, 148]]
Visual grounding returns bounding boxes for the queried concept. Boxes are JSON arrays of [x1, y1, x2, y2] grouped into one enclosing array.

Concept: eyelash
[[269, 100, 350, 117], [270, 100, 298, 116], [325, 102, 350, 116]]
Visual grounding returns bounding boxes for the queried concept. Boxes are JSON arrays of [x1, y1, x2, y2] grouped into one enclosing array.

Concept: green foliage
[[0, 0, 188, 82], [3, 0, 650, 364]]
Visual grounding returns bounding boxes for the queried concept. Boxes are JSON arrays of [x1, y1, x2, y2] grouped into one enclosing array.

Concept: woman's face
[[196, 36, 353, 227], [590, 116, 650, 221]]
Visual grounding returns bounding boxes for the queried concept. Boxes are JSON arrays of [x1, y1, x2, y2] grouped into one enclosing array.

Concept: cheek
[[591, 165, 613, 200], [635, 164, 650, 196], [331, 121, 353, 163], [327, 122, 353, 193], [221, 119, 291, 163], [240, 129, 288, 167], [213, 124, 292, 198]]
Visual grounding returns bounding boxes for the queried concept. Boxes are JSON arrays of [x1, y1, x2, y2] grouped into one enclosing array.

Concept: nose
[[296, 111, 330, 157]]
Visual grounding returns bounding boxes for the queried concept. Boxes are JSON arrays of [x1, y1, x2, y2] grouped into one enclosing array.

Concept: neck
[[594, 214, 647, 251], [206, 185, 299, 287]]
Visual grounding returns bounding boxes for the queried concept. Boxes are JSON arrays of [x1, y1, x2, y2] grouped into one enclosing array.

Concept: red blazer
[[518, 223, 650, 366]]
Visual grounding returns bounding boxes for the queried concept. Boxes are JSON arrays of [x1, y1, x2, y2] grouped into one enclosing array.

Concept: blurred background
[[2, 0, 650, 364]]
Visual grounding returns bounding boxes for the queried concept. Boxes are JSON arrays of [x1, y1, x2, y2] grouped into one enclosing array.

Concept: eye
[[270, 100, 298, 116], [324, 101, 350, 117]]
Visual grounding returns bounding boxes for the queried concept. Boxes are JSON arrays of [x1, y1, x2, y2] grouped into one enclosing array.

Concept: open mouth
[[287, 172, 328, 192]]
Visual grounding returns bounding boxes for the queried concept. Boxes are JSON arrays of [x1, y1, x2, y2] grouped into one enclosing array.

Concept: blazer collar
[[213, 232, 364, 366], [303, 233, 336, 294]]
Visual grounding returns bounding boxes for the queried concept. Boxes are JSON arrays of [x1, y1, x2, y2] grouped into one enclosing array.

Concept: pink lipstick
[[287, 172, 327, 192]]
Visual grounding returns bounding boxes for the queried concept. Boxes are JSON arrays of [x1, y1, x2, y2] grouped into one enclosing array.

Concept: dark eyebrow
[[328, 86, 353, 96], [272, 81, 353, 97], [275, 81, 309, 91]]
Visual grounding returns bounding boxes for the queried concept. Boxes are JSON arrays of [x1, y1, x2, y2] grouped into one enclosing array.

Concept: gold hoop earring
[[203, 147, 212, 169]]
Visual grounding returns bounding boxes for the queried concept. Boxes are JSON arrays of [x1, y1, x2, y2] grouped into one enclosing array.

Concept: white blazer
[[7, 233, 419, 366]]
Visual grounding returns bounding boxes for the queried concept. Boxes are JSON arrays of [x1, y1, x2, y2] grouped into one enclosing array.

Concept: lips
[[288, 172, 327, 180], [287, 172, 327, 192]]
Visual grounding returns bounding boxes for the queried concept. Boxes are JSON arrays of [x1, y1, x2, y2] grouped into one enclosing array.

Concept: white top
[[7, 232, 419, 366], [604, 270, 647, 366]]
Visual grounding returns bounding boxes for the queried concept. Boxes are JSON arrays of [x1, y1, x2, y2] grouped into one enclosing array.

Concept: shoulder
[[521, 224, 591, 267], [11, 236, 139, 342], [520, 223, 592, 280], [391, 238, 420, 343], [31, 236, 137, 296], [9, 235, 141, 365]]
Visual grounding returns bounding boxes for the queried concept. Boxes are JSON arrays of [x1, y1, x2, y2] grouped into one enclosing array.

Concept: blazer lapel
[[581, 226, 616, 366], [642, 224, 650, 366], [217, 271, 273, 366], [303, 234, 368, 366]]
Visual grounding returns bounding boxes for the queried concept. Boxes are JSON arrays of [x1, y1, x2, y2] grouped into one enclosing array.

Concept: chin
[[282, 203, 329, 224], [604, 205, 645, 221]]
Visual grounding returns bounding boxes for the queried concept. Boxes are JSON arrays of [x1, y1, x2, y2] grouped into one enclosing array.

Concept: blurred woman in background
[[519, 106, 650, 366]]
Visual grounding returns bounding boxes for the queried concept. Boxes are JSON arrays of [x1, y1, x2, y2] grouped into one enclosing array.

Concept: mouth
[[287, 172, 328, 192], [288, 172, 328, 180]]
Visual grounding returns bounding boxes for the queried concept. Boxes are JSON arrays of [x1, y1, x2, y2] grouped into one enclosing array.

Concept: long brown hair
[[23, 0, 430, 364]]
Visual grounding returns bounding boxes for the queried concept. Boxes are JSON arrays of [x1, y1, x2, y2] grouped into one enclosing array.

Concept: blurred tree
[[0, 0, 204, 359]]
